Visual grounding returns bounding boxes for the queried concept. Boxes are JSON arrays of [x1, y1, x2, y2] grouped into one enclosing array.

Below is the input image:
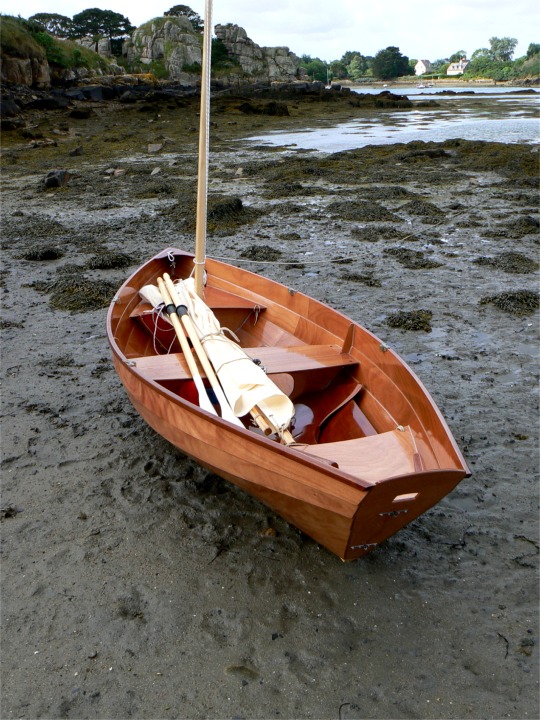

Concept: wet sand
[[1, 95, 539, 719]]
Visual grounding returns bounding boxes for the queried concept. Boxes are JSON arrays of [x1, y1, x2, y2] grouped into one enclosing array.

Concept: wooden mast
[[194, 0, 213, 297]]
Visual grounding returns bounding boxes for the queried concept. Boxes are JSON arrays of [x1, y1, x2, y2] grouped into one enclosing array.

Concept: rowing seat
[[298, 426, 424, 484], [128, 344, 358, 382]]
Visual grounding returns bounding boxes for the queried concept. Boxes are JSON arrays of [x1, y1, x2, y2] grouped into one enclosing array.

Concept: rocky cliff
[[1, 15, 299, 88], [0, 55, 51, 87], [214, 23, 299, 81], [123, 16, 202, 85]]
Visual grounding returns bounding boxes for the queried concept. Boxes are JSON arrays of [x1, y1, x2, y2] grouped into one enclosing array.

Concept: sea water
[[245, 87, 540, 152]]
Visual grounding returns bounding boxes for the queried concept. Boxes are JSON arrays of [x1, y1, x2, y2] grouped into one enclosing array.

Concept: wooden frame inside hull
[[107, 248, 470, 559]]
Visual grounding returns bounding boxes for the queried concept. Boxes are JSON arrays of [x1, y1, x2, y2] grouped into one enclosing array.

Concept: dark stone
[[0, 93, 20, 117], [69, 108, 93, 119], [43, 170, 71, 188]]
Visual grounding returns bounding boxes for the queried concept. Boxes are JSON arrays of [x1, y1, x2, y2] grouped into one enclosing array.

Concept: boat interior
[[110, 251, 466, 485]]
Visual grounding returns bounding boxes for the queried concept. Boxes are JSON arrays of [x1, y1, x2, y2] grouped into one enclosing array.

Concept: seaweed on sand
[[340, 270, 381, 287], [30, 275, 118, 312], [384, 247, 442, 269], [351, 225, 420, 243], [327, 200, 399, 223], [386, 309, 433, 332], [20, 245, 64, 261], [398, 199, 444, 224], [474, 252, 539, 274], [165, 193, 262, 234], [240, 245, 282, 262], [480, 290, 539, 316], [87, 251, 133, 270]]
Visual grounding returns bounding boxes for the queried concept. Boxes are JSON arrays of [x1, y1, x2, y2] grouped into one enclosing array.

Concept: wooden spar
[[194, 0, 213, 298], [162, 274, 243, 427], [156, 278, 217, 416]]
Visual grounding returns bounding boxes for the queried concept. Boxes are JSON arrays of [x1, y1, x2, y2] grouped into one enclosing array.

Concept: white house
[[415, 59, 431, 76], [447, 58, 470, 75]]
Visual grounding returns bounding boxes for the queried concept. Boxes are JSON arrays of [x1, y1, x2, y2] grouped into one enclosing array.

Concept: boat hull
[[108, 248, 469, 560]]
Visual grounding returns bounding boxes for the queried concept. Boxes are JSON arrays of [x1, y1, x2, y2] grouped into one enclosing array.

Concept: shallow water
[[247, 89, 540, 151]]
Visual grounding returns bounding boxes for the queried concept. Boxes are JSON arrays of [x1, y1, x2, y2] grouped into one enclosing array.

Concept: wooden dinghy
[[107, 247, 470, 560], [107, 0, 468, 559]]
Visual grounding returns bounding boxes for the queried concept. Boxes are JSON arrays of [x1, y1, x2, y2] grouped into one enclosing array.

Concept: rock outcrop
[[0, 55, 51, 88], [123, 16, 201, 85], [77, 37, 114, 58], [214, 24, 299, 81]]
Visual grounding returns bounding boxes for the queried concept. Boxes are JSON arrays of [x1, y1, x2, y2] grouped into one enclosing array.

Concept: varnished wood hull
[[107, 248, 470, 560]]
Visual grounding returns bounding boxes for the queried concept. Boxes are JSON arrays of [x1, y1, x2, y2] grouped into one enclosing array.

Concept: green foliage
[[515, 52, 540, 77], [164, 5, 203, 32], [329, 60, 348, 79], [300, 56, 328, 81], [71, 8, 134, 40], [372, 46, 411, 80], [0, 15, 113, 71], [449, 50, 467, 62], [464, 56, 515, 81], [148, 59, 168, 78], [211, 38, 239, 71], [0, 15, 46, 58], [34, 30, 67, 65], [526, 43, 540, 58], [489, 36, 518, 62], [29, 13, 74, 37]]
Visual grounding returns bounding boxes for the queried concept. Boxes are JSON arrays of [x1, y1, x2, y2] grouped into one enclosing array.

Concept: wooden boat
[[107, 0, 468, 560], [107, 247, 470, 560]]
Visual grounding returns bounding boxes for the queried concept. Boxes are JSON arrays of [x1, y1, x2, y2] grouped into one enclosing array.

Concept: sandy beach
[[1, 90, 539, 719]]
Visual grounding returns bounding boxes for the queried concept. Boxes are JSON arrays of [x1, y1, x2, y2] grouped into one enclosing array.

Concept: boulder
[[214, 24, 299, 81], [124, 17, 202, 85], [43, 170, 71, 188], [0, 55, 51, 88]]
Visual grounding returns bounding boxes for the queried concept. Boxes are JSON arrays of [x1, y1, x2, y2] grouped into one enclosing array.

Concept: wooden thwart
[[130, 344, 358, 382]]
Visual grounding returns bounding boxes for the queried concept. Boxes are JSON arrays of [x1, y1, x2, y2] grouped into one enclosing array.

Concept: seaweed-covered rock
[[20, 245, 64, 261], [480, 290, 539, 316], [386, 309, 433, 332], [87, 252, 133, 270], [327, 200, 399, 223], [31, 276, 117, 312], [474, 252, 539, 274], [384, 247, 442, 269], [398, 199, 444, 223], [240, 245, 282, 262]]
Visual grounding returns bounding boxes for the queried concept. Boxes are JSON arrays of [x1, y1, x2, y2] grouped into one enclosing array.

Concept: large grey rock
[[77, 37, 114, 57], [123, 16, 202, 85], [214, 23, 299, 81], [0, 55, 51, 88]]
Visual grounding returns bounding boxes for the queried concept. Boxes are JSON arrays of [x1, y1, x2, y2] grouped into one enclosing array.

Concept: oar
[[156, 278, 217, 417], [162, 274, 244, 428]]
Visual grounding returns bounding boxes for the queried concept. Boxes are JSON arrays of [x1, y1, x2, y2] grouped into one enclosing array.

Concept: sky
[[2, 0, 537, 62]]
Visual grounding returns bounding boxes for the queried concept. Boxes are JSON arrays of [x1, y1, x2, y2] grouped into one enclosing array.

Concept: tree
[[329, 60, 348, 79], [72, 8, 134, 41], [430, 58, 449, 72], [372, 46, 410, 80], [164, 5, 203, 32], [449, 50, 467, 62], [300, 56, 328, 82], [28, 13, 73, 37], [489, 36, 518, 62], [341, 50, 362, 66], [526, 42, 540, 57], [471, 47, 491, 60]]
